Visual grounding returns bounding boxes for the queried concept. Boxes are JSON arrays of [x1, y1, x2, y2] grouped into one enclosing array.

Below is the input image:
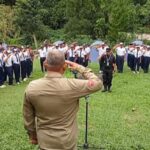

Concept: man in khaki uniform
[[23, 50, 102, 150]]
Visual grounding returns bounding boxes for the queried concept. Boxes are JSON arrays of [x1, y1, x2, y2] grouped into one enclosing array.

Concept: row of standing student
[[97, 43, 150, 74], [38, 43, 91, 72], [0, 46, 34, 88]]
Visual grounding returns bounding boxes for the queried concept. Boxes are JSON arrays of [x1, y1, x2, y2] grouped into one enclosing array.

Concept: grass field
[[0, 60, 150, 150]]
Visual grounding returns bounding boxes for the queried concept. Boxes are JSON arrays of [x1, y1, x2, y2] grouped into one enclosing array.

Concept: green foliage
[[15, 0, 50, 47], [0, 4, 15, 42], [0, 0, 16, 6], [108, 0, 137, 42], [133, 0, 147, 5], [139, 0, 150, 26], [65, 0, 100, 38], [0, 0, 150, 46], [38, 0, 67, 29]]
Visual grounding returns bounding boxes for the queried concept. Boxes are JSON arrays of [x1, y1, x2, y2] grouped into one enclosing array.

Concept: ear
[[63, 63, 67, 71]]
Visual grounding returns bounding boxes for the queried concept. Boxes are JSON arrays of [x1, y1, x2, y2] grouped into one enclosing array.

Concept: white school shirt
[[98, 47, 107, 57], [58, 47, 65, 53], [85, 47, 91, 55], [19, 52, 26, 62], [116, 47, 126, 56], [128, 48, 135, 55], [76, 49, 86, 58], [0, 53, 3, 67], [12, 53, 20, 64], [133, 50, 143, 58], [67, 49, 76, 57], [4, 54, 13, 67], [38, 49, 46, 58], [24, 51, 31, 60], [143, 50, 150, 57]]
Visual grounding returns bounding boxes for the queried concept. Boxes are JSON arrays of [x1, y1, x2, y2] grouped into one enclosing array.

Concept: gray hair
[[46, 49, 65, 67]]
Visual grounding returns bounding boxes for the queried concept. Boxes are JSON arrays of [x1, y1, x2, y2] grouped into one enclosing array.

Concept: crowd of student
[[1, 41, 150, 88], [38, 42, 91, 73], [38, 41, 150, 74], [0, 42, 34, 88]]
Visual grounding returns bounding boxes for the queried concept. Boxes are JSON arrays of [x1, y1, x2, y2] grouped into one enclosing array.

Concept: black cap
[[106, 48, 111, 52]]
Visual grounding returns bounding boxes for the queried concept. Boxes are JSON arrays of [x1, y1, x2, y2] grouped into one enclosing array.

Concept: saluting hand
[[65, 60, 79, 71]]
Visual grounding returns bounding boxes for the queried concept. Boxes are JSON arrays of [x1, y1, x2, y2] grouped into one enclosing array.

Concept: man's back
[[24, 70, 101, 150], [23, 50, 102, 150]]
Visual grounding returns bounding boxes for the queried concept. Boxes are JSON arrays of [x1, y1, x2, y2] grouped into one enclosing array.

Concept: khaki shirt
[[23, 66, 102, 150]]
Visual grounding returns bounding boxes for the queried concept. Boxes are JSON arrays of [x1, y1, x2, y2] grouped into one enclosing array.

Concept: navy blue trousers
[[13, 64, 20, 83], [134, 58, 141, 72], [116, 55, 124, 73], [21, 61, 27, 80], [26, 59, 32, 77], [143, 56, 150, 73], [5, 66, 13, 85], [0, 67, 4, 86]]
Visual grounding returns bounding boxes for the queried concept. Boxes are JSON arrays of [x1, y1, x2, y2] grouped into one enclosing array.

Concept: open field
[[0, 60, 150, 150]]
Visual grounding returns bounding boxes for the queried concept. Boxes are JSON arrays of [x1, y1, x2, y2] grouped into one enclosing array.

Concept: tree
[[108, 0, 137, 42], [133, 0, 147, 6], [39, 0, 67, 29], [94, 0, 112, 39], [0, 5, 15, 41], [15, 0, 48, 48], [0, 0, 16, 6], [139, 0, 150, 27], [65, 0, 101, 38]]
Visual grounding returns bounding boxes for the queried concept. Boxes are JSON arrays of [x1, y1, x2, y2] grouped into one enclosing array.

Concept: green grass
[[0, 60, 150, 150]]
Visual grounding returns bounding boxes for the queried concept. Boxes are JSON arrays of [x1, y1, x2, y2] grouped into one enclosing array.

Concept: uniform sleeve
[[67, 66, 103, 98], [23, 88, 36, 135]]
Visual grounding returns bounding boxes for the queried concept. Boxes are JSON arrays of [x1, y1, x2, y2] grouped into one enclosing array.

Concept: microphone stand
[[83, 95, 89, 149]]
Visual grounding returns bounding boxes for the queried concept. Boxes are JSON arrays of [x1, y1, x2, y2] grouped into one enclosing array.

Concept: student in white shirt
[[12, 48, 20, 84], [76, 46, 86, 66], [84, 44, 91, 67], [0, 48, 6, 88], [19, 47, 27, 81], [133, 46, 143, 73], [116, 43, 126, 73], [143, 46, 150, 73], [67, 45, 76, 62], [38, 46, 47, 72], [127, 44, 135, 71], [4, 50, 13, 85]]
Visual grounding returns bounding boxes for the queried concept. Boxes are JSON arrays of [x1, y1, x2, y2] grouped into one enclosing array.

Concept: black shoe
[[108, 89, 112, 92], [102, 89, 107, 92], [108, 88, 112, 92]]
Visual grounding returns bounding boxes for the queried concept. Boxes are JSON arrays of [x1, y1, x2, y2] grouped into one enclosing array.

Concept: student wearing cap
[[24, 47, 32, 78], [38, 45, 47, 72], [0, 48, 6, 88], [143, 46, 150, 73], [12, 48, 21, 84], [84, 44, 91, 67], [19, 47, 27, 81], [127, 44, 135, 71], [101, 48, 116, 92], [116, 43, 126, 73], [133, 46, 143, 73], [4, 50, 13, 85], [76, 46, 86, 66], [67, 45, 76, 62]]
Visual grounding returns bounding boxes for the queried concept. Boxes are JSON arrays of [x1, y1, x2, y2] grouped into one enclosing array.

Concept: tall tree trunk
[[32, 33, 38, 49]]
